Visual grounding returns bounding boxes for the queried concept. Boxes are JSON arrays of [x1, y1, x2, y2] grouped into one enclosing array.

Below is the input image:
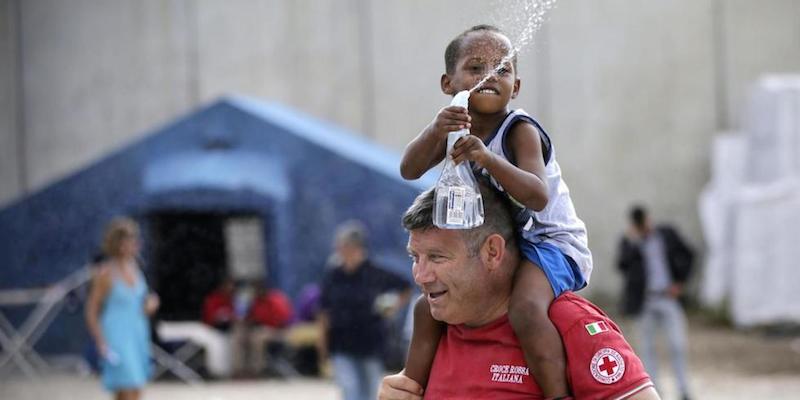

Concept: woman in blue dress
[[85, 217, 159, 400]]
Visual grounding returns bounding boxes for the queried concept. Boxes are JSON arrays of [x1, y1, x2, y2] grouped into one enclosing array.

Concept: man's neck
[[342, 255, 366, 273], [463, 294, 510, 328]]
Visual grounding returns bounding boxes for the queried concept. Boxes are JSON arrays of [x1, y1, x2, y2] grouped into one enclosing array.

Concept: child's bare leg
[[404, 294, 446, 389], [508, 260, 569, 398]]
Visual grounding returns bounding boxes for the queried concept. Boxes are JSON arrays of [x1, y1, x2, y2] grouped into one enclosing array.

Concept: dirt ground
[[616, 311, 800, 399], [2, 312, 799, 400]]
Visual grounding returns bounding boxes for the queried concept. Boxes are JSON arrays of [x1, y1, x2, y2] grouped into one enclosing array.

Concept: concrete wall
[[0, 0, 20, 202], [17, 0, 193, 194], [544, 2, 718, 294], [2, 0, 799, 296], [721, 0, 800, 129]]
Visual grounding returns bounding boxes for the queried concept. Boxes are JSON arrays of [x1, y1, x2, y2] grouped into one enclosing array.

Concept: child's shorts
[[520, 240, 586, 297]]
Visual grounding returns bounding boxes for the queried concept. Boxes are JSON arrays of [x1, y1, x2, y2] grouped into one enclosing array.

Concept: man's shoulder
[[550, 292, 602, 313], [549, 292, 611, 331], [365, 261, 409, 284], [550, 293, 655, 398], [322, 264, 347, 279], [655, 224, 680, 237], [319, 267, 343, 292]]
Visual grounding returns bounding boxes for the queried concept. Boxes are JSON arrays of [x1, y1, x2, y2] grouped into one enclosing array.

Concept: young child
[[400, 25, 593, 399]]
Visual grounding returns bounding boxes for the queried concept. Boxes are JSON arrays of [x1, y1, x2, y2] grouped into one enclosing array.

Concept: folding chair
[[157, 321, 232, 378], [151, 343, 204, 384], [0, 267, 91, 378]]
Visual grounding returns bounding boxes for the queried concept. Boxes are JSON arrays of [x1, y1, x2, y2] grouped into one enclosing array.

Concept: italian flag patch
[[585, 321, 609, 336]]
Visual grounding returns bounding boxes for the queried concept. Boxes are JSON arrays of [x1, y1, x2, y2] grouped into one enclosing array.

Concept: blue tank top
[[99, 266, 152, 390]]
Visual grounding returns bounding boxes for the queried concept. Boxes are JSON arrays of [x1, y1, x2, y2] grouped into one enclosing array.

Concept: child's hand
[[451, 135, 494, 167], [431, 106, 471, 137]]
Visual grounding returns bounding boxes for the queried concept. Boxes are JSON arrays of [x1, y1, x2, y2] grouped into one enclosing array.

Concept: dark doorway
[[148, 212, 228, 321]]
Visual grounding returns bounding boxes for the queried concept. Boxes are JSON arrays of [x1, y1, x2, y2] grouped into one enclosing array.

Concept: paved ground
[[2, 313, 799, 399], [618, 312, 800, 400], [0, 375, 337, 400]]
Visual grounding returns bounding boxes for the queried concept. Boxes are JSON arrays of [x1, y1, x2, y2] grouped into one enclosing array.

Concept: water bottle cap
[[450, 90, 470, 109]]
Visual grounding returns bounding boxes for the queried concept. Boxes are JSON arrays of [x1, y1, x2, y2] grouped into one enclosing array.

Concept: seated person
[[233, 280, 295, 376], [295, 283, 321, 324], [249, 283, 294, 329], [202, 278, 236, 332]]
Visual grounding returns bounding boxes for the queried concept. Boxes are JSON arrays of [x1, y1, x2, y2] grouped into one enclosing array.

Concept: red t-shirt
[[425, 292, 653, 399], [202, 290, 234, 327], [248, 289, 294, 328]]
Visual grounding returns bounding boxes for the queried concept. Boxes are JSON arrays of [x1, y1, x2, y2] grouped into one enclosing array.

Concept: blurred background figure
[[617, 205, 694, 400], [84, 217, 160, 400], [286, 283, 324, 376], [237, 279, 295, 377], [202, 277, 236, 333], [318, 220, 411, 400], [295, 283, 322, 326]]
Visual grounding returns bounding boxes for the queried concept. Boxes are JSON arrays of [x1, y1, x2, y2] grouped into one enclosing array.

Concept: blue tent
[[0, 95, 436, 354]]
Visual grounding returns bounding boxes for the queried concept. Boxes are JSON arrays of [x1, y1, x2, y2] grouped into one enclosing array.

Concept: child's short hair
[[444, 24, 517, 75]]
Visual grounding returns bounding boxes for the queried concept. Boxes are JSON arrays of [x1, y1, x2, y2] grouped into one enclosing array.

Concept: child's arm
[[404, 295, 445, 388], [400, 106, 472, 180], [450, 122, 548, 211]]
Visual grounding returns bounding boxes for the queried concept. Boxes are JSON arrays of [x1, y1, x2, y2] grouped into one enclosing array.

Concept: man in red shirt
[[202, 278, 236, 331], [380, 182, 659, 400], [248, 284, 294, 329], [239, 283, 295, 376]]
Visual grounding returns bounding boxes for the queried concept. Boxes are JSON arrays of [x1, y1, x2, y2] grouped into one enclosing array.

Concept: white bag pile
[[699, 75, 800, 327]]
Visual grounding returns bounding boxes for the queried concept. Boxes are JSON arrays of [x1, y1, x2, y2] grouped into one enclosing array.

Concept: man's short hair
[[402, 178, 517, 256], [334, 220, 368, 248], [629, 205, 647, 228]]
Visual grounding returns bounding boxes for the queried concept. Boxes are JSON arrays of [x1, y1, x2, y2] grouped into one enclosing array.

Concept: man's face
[[407, 228, 488, 325], [335, 240, 364, 272]]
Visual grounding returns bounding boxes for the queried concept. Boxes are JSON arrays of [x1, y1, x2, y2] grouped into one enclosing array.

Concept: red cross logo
[[598, 356, 618, 376], [590, 348, 625, 384]]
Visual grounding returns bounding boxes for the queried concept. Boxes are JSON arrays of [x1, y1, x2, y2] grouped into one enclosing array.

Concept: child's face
[[443, 31, 520, 114]]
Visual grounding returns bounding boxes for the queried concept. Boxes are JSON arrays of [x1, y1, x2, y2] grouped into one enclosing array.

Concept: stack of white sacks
[[699, 75, 800, 327]]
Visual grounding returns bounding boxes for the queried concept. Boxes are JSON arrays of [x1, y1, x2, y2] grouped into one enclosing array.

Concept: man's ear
[[441, 74, 454, 95], [481, 234, 506, 270]]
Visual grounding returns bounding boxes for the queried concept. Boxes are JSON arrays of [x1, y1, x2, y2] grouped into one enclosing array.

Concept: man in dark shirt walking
[[319, 220, 411, 400], [617, 205, 694, 400]]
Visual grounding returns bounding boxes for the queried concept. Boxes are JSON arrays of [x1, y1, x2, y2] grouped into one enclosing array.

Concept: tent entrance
[[148, 212, 227, 321], [147, 211, 267, 321]]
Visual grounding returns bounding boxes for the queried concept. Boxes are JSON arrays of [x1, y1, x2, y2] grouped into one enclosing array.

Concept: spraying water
[[469, 0, 558, 93]]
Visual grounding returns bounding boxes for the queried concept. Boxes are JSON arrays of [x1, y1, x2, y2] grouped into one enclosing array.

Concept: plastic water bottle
[[433, 90, 485, 229]]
